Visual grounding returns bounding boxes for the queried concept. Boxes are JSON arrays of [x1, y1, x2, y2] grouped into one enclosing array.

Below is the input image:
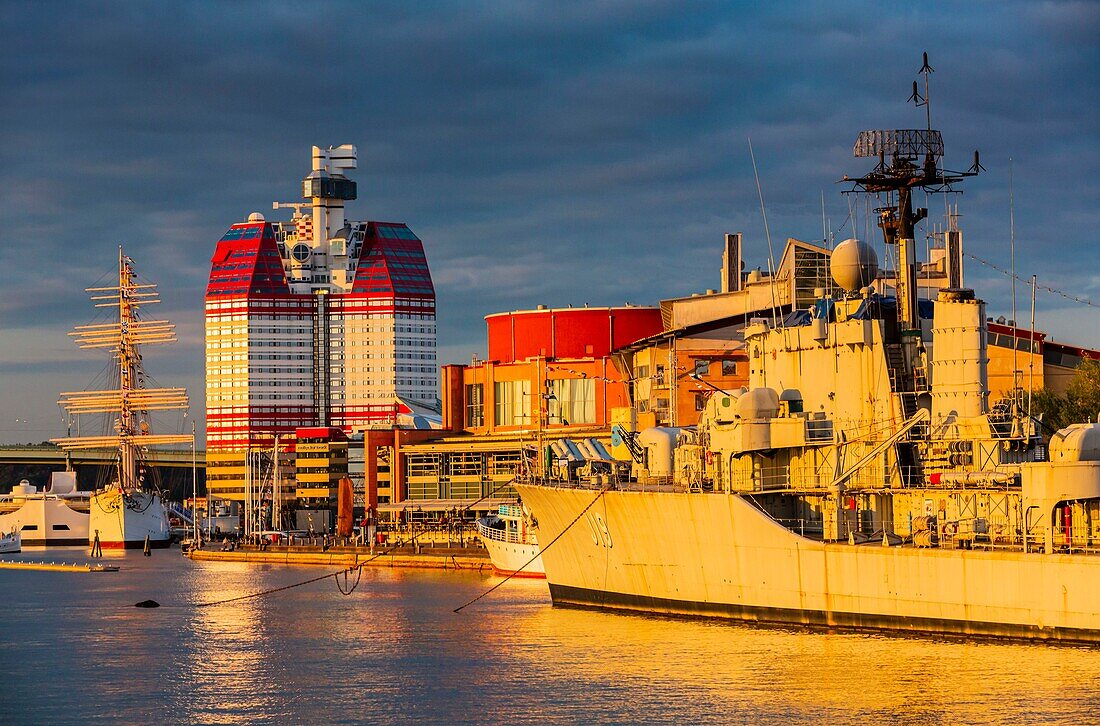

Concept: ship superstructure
[[516, 58, 1100, 642], [204, 145, 438, 506], [49, 247, 191, 548]]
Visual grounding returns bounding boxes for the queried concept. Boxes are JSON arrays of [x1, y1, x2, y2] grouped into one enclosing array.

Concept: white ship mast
[[52, 246, 191, 494]]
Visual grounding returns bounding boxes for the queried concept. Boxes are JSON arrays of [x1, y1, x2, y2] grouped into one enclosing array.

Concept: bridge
[[0, 445, 206, 470]]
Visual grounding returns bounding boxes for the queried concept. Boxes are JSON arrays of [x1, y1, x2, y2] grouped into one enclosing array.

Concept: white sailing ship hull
[[0, 497, 89, 546], [89, 488, 172, 549], [516, 484, 1100, 643], [478, 533, 545, 577]]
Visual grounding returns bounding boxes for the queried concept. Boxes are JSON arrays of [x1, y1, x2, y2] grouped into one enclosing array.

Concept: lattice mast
[[52, 246, 191, 493]]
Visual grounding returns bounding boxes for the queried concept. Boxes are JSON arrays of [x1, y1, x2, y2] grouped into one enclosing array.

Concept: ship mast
[[842, 52, 983, 330], [52, 246, 191, 494]]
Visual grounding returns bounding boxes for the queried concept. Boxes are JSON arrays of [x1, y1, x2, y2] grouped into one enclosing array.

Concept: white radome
[[830, 238, 878, 292]]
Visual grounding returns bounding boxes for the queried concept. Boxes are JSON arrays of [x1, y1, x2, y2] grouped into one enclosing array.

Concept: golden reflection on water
[[4, 551, 1100, 724]]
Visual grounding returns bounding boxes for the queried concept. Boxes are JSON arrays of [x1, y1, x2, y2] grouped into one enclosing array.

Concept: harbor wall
[[189, 546, 491, 572]]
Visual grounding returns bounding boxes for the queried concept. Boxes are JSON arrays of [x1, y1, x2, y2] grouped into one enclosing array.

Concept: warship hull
[[516, 484, 1100, 643]]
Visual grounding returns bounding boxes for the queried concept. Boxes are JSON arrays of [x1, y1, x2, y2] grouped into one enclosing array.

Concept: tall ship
[[516, 59, 1100, 642], [48, 247, 192, 549]]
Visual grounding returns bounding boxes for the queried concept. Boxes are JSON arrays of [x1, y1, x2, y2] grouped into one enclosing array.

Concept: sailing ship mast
[[52, 246, 191, 494]]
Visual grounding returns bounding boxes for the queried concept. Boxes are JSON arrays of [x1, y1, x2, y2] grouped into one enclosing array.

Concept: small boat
[[0, 530, 21, 554], [476, 504, 544, 578]]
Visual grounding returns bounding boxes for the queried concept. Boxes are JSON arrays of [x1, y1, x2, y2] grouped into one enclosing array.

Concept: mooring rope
[[460, 477, 516, 513], [453, 481, 613, 614], [194, 527, 430, 608]]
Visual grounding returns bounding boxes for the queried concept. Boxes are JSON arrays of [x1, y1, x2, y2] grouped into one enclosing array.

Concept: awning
[[376, 497, 516, 513]]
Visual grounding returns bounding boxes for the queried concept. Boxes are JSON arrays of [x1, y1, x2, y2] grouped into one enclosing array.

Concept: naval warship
[[516, 59, 1100, 642]]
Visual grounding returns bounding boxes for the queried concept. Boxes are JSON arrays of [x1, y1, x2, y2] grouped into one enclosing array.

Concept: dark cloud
[[0, 0, 1097, 441]]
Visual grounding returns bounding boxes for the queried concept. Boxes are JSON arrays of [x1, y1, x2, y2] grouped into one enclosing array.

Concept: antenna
[[273, 201, 309, 218], [821, 190, 827, 245], [1010, 158, 1019, 399], [748, 138, 779, 328], [916, 51, 934, 132], [1029, 274, 1037, 425]]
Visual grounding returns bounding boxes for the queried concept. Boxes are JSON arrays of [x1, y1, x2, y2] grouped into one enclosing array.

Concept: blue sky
[[1, 0, 1097, 442]]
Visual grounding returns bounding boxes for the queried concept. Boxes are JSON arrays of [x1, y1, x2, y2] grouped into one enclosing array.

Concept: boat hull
[[516, 484, 1100, 643], [0, 497, 90, 547], [0, 531, 21, 553], [89, 489, 172, 549], [479, 535, 545, 578]]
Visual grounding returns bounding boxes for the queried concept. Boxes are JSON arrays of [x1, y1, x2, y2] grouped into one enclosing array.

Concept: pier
[[0, 560, 119, 573], [189, 544, 492, 572]]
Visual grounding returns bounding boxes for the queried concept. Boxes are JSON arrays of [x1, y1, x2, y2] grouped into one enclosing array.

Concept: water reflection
[[2, 552, 1100, 724]]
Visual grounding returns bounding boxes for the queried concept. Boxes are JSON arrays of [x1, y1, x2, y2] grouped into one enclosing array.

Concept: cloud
[[0, 0, 1097, 440]]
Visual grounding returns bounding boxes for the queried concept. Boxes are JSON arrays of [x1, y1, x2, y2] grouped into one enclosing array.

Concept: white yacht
[[0, 473, 89, 546]]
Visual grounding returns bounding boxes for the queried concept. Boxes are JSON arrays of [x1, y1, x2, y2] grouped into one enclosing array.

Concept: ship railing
[[475, 520, 529, 545], [1045, 526, 1100, 555], [769, 518, 825, 539], [904, 521, 1100, 555]]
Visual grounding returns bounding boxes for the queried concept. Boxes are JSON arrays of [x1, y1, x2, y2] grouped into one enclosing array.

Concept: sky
[[0, 0, 1097, 443]]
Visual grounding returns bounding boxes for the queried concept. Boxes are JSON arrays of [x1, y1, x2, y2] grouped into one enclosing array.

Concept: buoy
[[134, 600, 160, 608], [143, 535, 151, 557]]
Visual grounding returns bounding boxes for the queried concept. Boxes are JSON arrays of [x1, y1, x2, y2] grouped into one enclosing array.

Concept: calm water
[[2, 549, 1099, 725]]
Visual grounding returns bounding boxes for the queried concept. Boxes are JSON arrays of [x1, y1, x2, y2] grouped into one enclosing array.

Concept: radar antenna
[[841, 52, 982, 331]]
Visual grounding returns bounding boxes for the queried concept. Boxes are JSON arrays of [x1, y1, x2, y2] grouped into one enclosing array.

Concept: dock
[[189, 545, 492, 572], [0, 560, 119, 573]]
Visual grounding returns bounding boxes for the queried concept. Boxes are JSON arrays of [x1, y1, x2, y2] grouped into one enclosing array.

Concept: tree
[[1029, 360, 1100, 432]]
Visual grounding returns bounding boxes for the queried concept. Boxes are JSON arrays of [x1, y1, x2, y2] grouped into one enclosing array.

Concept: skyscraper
[[205, 145, 437, 503]]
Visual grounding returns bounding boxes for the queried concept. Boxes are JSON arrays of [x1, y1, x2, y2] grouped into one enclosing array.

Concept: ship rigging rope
[[459, 477, 516, 514], [966, 253, 1100, 309], [453, 480, 614, 614]]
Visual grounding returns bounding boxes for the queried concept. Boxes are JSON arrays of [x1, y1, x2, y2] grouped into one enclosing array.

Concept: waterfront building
[[272, 226, 1100, 525], [365, 305, 664, 520], [205, 145, 438, 505]]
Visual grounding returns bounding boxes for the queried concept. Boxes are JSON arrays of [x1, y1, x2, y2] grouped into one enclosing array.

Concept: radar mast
[[841, 52, 983, 330]]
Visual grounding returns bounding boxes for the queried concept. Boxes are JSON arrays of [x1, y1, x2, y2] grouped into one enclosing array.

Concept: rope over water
[[453, 481, 613, 614], [194, 527, 432, 608], [181, 476, 521, 608]]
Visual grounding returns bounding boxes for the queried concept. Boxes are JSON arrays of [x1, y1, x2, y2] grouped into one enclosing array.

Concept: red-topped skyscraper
[[205, 145, 437, 504]]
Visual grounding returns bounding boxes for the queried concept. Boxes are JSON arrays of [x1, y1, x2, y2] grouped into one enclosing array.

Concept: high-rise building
[[205, 145, 437, 503]]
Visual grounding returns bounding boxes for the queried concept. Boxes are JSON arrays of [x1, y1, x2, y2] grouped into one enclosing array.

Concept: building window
[[695, 392, 708, 411], [550, 378, 596, 425], [694, 359, 710, 377], [721, 359, 738, 377], [466, 384, 484, 427], [655, 364, 665, 385], [655, 398, 670, 421], [494, 380, 530, 427]]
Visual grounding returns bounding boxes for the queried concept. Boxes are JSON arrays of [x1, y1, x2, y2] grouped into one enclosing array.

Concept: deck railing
[[476, 520, 531, 545]]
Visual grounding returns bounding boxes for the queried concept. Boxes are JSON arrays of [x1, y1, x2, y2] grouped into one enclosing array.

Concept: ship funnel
[[931, 289, 988, 421]]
